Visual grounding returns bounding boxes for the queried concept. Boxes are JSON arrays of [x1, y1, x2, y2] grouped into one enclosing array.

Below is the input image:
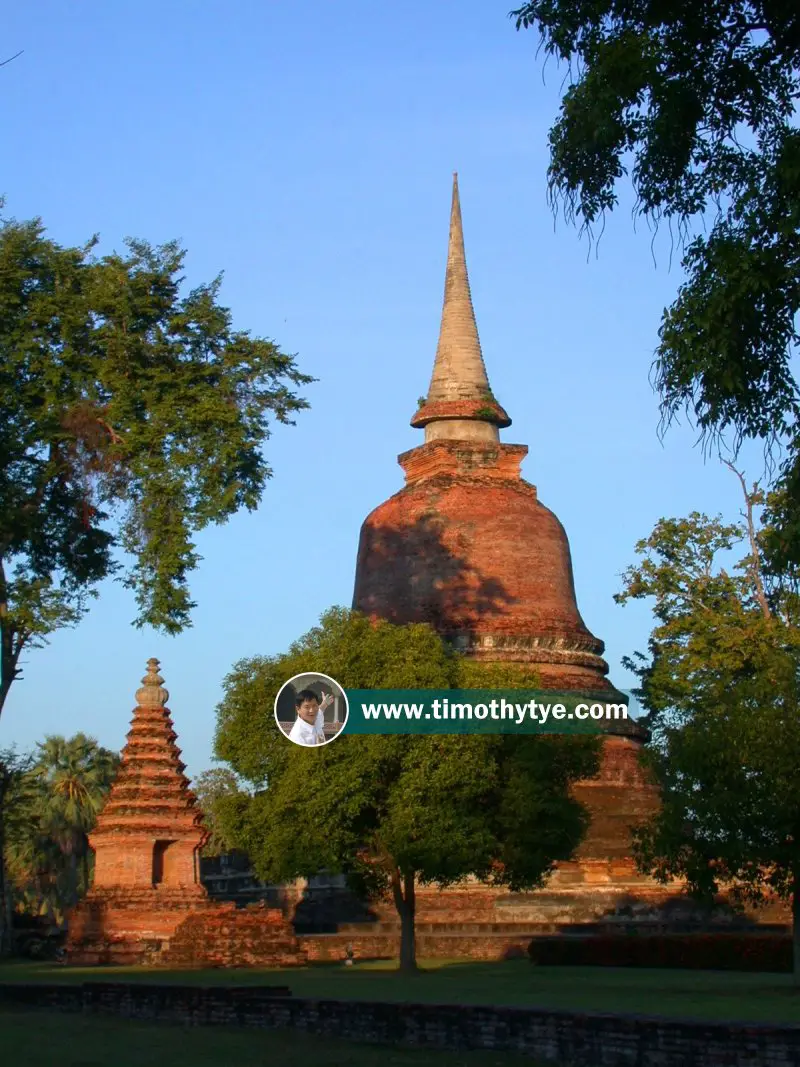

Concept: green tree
[[0, 748, 34, 955], [4, 734, 119, 933], [192, 767, 243, 857], [616, 469, 800, 977], [32, 734, 118, 905], [214, 608, 599, 971], [513, 2, 800, 565], [0, 215, 311, 717]]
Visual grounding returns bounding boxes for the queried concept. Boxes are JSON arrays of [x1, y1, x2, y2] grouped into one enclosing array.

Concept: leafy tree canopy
[[214, 608, 599, 970], [513, 2, 800, 564], [0, 214, 311, 715], [616, 470, 800, 733], [0, 747, 33, 954], [1, 734, 118, 950], [192, 767, 244, 858], [616, 473, 800, 975]]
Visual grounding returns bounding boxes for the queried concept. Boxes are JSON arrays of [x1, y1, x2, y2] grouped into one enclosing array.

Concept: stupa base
[[65, 886, 210, 965]]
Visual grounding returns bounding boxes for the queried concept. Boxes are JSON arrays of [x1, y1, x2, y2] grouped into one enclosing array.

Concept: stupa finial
[[135, 657, 169, 708], [411, 174, 510, 441]]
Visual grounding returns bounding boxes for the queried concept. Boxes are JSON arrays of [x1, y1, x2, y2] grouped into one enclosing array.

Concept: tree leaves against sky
[[0, 216, 311, 717], [513, 2, 800, 567], [616, 483, 800, 974]]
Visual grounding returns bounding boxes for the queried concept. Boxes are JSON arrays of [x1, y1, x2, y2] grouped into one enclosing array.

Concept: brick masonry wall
[[165, 904, 307, 967], [353, 470, 606, 657], [67, 886, 791, 969], [2, 982, 800, 1067], [67, 889, 214, 965], [299, 931, 530, 962]]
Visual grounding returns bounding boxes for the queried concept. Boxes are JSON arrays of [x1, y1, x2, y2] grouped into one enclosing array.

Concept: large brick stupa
[[353, 175, 663, 923]]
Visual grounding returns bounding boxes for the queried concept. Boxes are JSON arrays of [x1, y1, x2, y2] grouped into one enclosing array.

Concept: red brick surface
[[353, 440, 625, 695], [164, 902, 307, 968], [89, 691, 207, 891], [411, 398, 511, 429]]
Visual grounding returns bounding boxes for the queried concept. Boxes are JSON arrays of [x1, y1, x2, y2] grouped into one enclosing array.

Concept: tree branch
[[96, 418, 123, 445], [724, 461, 771, 619]]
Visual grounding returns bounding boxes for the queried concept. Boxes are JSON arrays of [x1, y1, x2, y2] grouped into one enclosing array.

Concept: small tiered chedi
[[67, 659, 305, 966], [353, 175, 665, 925], [67, 659, 209, 963]]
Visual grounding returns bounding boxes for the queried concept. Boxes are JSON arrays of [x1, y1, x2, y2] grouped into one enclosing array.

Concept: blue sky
[[1, 1, 759, 780]]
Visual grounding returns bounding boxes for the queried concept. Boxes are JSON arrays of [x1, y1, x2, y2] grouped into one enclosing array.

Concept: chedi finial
[[410, 173, 510, 442], [135, 657, 169, 708]]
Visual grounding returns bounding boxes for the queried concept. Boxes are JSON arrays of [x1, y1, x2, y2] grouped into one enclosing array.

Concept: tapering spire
[[411, 174, 510, 442], [429, 173, 490, 402]]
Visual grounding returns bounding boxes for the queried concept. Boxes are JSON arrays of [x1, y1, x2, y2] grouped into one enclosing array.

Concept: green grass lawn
[[1, 958, 799, 1024], [0, 1009, 546, 1067]]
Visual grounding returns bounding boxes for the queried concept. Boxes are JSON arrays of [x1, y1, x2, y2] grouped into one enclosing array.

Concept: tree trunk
[[793, 872, 800, 986], [0, 669, 12, 724], [0, 686, 9, 722], [0, 612, 21, 724], [725, 462, 772, 620], [391, 868, 417, 972]]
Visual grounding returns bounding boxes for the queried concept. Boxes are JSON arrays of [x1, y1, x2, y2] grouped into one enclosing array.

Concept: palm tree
[[6, 734, 119, 925], [33, 734, 119, 908]]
